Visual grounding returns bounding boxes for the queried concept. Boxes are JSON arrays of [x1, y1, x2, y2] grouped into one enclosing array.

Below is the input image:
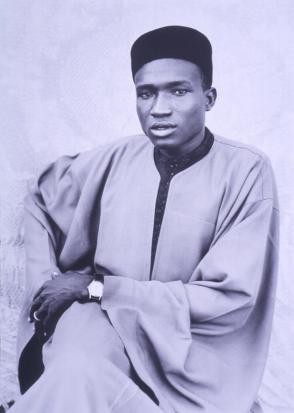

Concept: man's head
[[131, 26, 217, 156]]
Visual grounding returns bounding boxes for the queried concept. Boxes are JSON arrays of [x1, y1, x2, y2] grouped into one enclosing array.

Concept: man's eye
[[138, 91, 154, 99], [172, 89, 189, 96]]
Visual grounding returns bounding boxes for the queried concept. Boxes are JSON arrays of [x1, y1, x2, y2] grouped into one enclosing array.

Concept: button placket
[[150, 128, 214, 277], [150, 177, 172, 277]]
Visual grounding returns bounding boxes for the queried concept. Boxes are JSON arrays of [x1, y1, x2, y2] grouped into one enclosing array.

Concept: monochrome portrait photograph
[[0, 1, 293, 412]]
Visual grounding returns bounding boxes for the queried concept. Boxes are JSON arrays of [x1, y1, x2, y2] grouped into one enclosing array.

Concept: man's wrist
[[75, 274, 95, 302], [79, 287, 90, 301]]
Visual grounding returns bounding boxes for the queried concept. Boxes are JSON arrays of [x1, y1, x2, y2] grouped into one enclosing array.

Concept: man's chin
[[148, 134, 178, 148], [153, 140, 182, 154]]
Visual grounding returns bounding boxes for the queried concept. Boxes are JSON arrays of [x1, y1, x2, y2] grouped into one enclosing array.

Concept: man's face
[[135, 58, 216, 156]]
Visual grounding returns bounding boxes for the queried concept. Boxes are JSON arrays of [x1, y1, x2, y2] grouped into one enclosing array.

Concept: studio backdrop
[[0, 1, 293, 411]]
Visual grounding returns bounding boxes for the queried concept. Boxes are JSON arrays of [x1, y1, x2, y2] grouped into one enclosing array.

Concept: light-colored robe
[[17, 133, 279, 412]]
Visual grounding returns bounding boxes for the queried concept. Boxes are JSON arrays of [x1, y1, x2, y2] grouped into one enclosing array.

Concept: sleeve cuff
[[101, 276, 137, 311]]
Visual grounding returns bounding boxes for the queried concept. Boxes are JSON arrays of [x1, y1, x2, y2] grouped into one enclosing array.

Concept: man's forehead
[[134, 58, 202, 86]]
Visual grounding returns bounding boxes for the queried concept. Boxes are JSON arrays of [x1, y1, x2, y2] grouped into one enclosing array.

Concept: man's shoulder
[[75, 134, 149, 164], [213, 134, 270, 164], [52, 134, 148, 168], [211, 134, 277, 204], [47, 134, 149, 187], [36, 135, 149, 190]]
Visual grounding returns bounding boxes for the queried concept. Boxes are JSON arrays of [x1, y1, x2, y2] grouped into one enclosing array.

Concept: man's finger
[[30, 296, 49, 322], [33, 285, 45, 301], [29, 296, 44, 320]]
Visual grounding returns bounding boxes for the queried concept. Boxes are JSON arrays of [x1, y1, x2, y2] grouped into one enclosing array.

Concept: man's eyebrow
[[136, 80, 193, 90]]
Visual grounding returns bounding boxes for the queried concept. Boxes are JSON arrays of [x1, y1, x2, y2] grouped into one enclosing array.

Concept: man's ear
[[205, 87, 217, 111]]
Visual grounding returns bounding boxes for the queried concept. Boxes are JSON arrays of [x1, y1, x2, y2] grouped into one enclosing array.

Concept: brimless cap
[[131, 25, 213, 86]]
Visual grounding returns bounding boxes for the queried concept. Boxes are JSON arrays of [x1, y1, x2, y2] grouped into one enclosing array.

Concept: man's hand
[[29, 272, 93, 338]]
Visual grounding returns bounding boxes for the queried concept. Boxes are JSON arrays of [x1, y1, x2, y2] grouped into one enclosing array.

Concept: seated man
[[11, 26, 279, 413]]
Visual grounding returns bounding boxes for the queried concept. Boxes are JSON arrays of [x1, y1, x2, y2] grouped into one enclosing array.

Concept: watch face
[[88, 280, 103, 299]]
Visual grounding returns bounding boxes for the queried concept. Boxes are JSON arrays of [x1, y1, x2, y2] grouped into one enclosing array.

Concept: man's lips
[[149, 123, 177, 139], [150, 122, 177, 130]]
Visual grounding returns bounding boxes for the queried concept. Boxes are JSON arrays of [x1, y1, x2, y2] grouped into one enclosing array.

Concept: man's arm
[[100, 155, 279, 335], [20, 153, 96, 345], [22, 208, 97, 339], [97, 159, 279, 410], [101, 196, 279, 335]]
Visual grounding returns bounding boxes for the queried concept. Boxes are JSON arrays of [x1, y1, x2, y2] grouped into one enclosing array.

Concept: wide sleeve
[[23, 154, 83, 289], [101, 156, 279, 335], [17, 154, 83, 357], [100, 157, 279, 411], [102, 197, 278, 332]]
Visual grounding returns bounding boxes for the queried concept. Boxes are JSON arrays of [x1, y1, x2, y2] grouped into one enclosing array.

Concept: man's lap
[[43, 301, 132, 377], [11, 302, 164, 412]]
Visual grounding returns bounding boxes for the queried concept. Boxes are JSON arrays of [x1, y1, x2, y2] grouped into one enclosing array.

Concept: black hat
[[131, 25, 213, 87]]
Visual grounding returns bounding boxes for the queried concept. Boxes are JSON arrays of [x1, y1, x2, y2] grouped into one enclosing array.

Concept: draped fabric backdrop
[[0, 1, 293, 411]]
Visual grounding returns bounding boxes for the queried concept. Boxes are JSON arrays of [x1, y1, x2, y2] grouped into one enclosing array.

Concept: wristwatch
[[87, 280, 104, 302]]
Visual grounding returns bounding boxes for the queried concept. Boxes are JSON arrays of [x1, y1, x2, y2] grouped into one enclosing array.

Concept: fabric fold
[[17, 134, 279, 412]]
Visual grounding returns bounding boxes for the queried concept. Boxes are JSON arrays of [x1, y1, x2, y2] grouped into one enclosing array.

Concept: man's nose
[[150, 93, 172, 117]]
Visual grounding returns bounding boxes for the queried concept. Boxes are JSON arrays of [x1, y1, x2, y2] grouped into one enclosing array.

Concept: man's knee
[[49, 352, 129, 391], [45, 302, 129, 371]]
